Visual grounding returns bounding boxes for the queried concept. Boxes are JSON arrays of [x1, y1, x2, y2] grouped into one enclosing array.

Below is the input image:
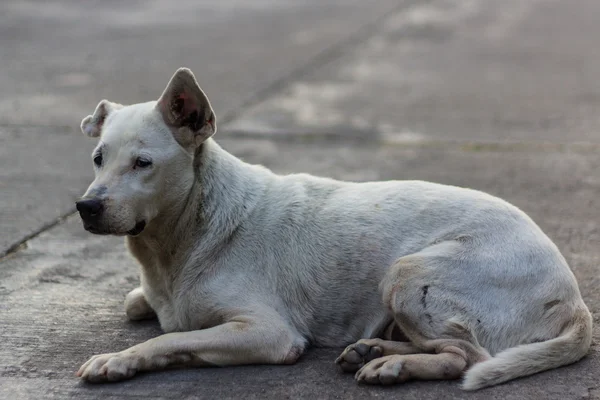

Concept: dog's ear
[[157, 68, 217, 147], [80, 100, 121, 138]]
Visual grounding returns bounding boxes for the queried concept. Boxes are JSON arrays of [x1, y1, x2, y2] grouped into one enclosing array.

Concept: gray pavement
[[1, 0, 600, 399]]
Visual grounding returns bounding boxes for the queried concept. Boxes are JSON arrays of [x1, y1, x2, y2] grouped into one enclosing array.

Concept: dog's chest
[[141, 269, 181, 332], [128, 239, 194, 332], [140, 263, 222, 333], [141, 272, 215, 333]]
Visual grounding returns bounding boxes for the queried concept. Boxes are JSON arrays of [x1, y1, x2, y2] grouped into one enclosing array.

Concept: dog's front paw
[[77, 351, 142, 382], [335, 339, 383, 372]]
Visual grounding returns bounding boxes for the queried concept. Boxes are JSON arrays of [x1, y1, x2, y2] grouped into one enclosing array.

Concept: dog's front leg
[[124, 287, 156, 321], [77, 317, 302, 382]]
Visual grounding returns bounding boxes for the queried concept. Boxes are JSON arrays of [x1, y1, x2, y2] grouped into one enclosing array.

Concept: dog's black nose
[[76, 199, 103, 220]]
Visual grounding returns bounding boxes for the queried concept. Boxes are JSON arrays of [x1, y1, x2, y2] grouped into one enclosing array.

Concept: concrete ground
[[1, 0, 599, 398]]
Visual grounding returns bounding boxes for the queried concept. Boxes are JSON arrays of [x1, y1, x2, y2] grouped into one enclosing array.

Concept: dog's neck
[[128, 139, 271, 265], [193, 139, 271, 241]]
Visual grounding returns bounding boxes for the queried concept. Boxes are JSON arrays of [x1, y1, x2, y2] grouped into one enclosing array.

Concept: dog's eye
[[93, 154, 103, 167], [134, 158, 152, 169]]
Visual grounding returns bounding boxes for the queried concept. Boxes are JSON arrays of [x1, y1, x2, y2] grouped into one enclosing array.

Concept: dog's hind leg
[[354, 338, 488, 385], [349, 236, 591, 389], [346, 241, 491, 385], [348, 311, 490, 384], [124, 287, 156, 321], [355, 345, 466, 384], [336, 338, 423, 372]]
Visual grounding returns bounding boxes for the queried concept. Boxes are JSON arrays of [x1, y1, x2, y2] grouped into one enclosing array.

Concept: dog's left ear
[[157, 68, 217, 147], [81, 100, 122, 138]]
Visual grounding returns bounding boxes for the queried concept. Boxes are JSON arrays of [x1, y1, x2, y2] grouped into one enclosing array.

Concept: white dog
[[75, 68, 592, 390]]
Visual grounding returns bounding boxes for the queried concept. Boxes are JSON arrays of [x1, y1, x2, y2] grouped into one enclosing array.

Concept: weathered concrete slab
[[0, 126, 94, 256], [0, 0, 402, 128], [1, 137, 599, 399], [228, 0, 600, 144]]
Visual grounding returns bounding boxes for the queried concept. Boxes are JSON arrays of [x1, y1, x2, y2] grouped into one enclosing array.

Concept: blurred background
[[2, 0, 600, 254], [1, 0, 600, 398]]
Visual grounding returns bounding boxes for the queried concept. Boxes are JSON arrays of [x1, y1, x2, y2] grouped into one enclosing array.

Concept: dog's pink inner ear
[[158, 69, 216, 144], [172, 93, 196, 120], [94, 111, 107, 131], [162, 89, 212, 135], [178, 93, 203, 131]]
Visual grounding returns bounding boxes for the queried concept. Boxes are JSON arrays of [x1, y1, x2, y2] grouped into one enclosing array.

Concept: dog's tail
[[462, 306, 592, 391]]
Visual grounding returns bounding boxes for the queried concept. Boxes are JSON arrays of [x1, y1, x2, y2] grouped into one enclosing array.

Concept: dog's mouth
[[83, 221, 146, 236], [83, 223, 110, 235], [127, 221, 146, 236]]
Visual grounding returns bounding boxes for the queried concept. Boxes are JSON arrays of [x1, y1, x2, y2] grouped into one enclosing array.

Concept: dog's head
[[76, 68, 216, 236]]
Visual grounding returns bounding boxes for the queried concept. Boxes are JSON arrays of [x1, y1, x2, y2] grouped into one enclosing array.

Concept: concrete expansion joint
[[218, 0, 430, 126], [220, 131, 600, 155], [0, 210, 75, 260]]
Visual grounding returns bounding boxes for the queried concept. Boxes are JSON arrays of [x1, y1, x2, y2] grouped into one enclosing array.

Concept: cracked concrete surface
[[1, 0, 600, 399]]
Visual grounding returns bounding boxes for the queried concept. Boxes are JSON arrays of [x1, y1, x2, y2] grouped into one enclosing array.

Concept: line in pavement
[[0, 210, 73, 260], [218, 0, 431, 125]]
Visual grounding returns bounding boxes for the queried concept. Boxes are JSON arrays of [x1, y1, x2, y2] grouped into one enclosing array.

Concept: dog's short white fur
[[75, 68, 592, 390]]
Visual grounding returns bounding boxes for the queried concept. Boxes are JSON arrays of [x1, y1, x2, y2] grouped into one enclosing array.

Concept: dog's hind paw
[[355, 355, 409, 385], [335, 339, 383, 372]]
